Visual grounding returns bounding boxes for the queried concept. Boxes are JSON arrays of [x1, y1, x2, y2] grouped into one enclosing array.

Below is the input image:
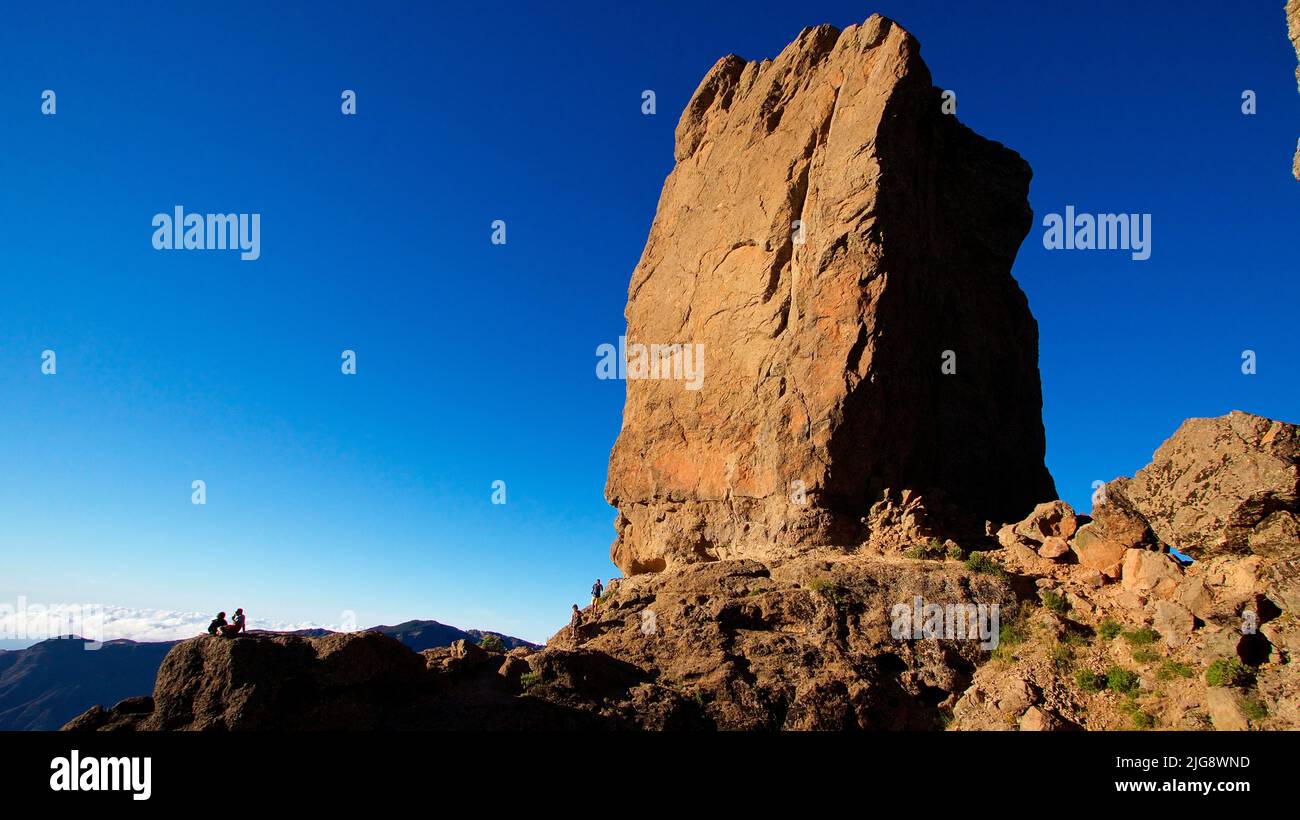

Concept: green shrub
[[1127, 707, 1156, 730], [991, 617, 1029, 662], [1000, 619, 1028, 647], [808, 578, 848, 606], [478, 634, 505, 652], [1119, 695, 1158, 730], [1156, 660, 1194, 681], [519, 671, 541, 691], [1122, 627, 1160, 647], [905, 538, 946, 560], [1040, 590, 1070, 615], [1050, 643, 1073, 673], [1131, 648, 1162, 664], [946, 542, 966, 561], [1097, 618, 1122, 640], [1242, 696, 1268, 722], [965, 553, 1007, 579], [1205, 657, 1253, 688], [1062, 630, 1089, 647], [1075, 669, 1106, 693], [1106, 666, 1141, 695]]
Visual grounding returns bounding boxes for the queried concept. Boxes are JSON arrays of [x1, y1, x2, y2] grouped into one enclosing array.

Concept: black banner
[[1, 730, 1286, 808]]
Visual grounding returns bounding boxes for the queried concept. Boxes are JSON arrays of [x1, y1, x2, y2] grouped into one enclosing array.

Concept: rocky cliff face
[[606, 15, 1054, 577], [1289, 1, 1300, 180]]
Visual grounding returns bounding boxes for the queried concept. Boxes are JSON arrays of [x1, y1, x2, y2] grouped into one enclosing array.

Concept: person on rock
[[219, 608, 247, 637], [590, 579, 604, 611], [206, 611, 228, 636], [569, 604, 583, 641]]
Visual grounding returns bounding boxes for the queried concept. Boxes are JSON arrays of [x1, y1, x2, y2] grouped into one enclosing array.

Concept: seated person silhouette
[[219, 608, 246, 637], [206, 611, 227, 635]]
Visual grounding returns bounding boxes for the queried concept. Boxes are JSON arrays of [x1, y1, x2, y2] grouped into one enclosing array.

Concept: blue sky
[[1, 0, 1296, 644]]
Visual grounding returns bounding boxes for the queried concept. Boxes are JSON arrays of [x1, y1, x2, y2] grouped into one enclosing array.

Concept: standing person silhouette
[[569, 604, 583, 642]]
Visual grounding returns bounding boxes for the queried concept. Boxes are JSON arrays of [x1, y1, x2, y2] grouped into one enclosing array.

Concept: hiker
[[207, 611, 228, 636], [591, 578, 604, 610], [219, 608, 247, 637], [569, 604, 583, 640]]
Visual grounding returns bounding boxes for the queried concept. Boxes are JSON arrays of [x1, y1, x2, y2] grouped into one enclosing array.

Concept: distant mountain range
[[0, 621, 537, 730]]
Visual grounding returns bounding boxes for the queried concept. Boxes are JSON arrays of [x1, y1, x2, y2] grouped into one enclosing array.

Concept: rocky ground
[[67, 411, 1298, 732]]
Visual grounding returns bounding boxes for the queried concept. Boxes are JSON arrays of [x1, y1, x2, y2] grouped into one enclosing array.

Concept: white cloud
[[0, 598, 341, 645]]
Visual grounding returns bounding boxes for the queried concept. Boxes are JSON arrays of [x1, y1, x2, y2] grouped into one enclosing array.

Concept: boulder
[[1121, 550, 1183, 599], [1172, 576, 1215, 619], [1019, 706, 1060, 732], [1150, 600, 1195, 648], [605, 14, 1055, 575], [1013, 501, 1078, 543], [448, 639, 490, 670], [1078, 569, 1105, 589], [997, 523, 1034, 550], [1206, 687, 1249, 731], [1038, 536, 1071, 560], [1071, 523, 1127, 577], [498, 655, 530, 686], [1088, 484, 1155, 550]]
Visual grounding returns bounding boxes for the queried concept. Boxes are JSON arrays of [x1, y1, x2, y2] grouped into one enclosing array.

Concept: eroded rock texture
[[1289, 1, 1300, 180], [1103, 411, 1299, 558], [606, 15, 1055, 575]]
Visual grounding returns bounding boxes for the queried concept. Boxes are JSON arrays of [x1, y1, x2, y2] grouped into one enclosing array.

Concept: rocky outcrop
[[63, 632, 617, 731], [542, 556, 1015, 729], [1101, 411, 1299, 558], [954, 411, 1300, 730], [1289, 1, 1300, 180], [67, 632, 427, 730], [605, 14, 1055, 576]]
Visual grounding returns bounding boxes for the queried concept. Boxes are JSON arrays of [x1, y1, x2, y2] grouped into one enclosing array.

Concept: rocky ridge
[[68, 410, 1299, 732]]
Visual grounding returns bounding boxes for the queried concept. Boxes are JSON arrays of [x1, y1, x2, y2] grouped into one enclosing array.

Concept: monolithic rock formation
[[606, 15, 1055, 576]]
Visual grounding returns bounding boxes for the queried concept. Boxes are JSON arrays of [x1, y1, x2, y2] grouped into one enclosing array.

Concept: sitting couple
[[206, 608, 246, 637]]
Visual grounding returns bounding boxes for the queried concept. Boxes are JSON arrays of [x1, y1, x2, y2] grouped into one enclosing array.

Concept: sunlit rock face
[[606, 15, 1055, 575]]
